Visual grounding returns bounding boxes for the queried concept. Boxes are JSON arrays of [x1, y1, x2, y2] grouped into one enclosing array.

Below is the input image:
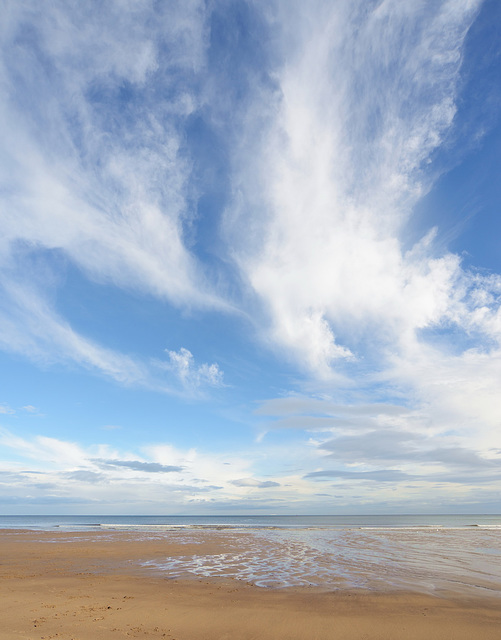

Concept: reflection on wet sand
[[138, 527, 501, 596]]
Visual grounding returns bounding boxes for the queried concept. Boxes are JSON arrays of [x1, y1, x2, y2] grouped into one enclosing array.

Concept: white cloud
[[0, 404, 14, 415], [161, 347, 224, 391], [0, 277, 148, 385], [22, 405, 39, 413], [254, 381, 501, 495], [1, 424, 500, 512], [385, 343, 501, 452], [224, 0, 485, 377], [214, 1, 501, 488], [0, 429, 272, 509], [0, 0, 495, 399], [0, 428, 87, 469], [0, 1, 232, 379], [0, 1, 214, 303], [0, 272, 227, 394]]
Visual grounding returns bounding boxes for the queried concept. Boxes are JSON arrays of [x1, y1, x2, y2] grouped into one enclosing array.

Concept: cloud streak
[[93, 459, 184, 474], [0, 1, 231, 384], [225, 0, 488, 379], [0, 1, 213, 302], [305, 469, 412, 482], [230, 478, 280, 488]]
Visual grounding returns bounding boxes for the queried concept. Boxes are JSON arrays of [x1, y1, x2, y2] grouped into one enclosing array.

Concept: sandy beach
[[1, 529, 500, 640]]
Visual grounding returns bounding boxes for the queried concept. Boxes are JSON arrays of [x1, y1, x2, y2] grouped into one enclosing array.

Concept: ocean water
[[1, 513, 500, 531], [2, 514, 501, 596]]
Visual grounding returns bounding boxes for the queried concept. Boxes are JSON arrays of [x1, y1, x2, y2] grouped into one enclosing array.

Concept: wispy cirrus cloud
[[225, 0, 487, 378], [0, 276, 148, 385], [0, 1, 230, 384], [0, 1, 215, 304], [1, 0, 497, 396], [0, 272, 224, 393]]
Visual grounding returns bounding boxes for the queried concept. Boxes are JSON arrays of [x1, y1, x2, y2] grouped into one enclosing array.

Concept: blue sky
[[1, 0, 501, 515]]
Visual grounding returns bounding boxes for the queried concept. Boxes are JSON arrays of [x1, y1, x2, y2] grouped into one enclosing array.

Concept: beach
[[1, 528, 500, 640]]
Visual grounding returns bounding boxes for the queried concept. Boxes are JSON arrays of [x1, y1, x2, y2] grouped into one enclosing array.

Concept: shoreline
[[1, 530, 500, 639]]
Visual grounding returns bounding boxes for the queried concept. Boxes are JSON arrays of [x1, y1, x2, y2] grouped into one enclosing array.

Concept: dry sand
[[1, 530, 500, 640]]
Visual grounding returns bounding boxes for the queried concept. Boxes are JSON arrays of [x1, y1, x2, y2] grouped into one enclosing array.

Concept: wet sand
[[1, 530, 500, 639]]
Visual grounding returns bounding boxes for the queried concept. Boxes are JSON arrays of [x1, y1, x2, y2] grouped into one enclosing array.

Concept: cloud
[[0, 1, 232, 381], [0, 276, 150, 385], [0, 272, 225, 394], [65, 470, 106, 483], [256, 397, 409, 417], [255, 396, 413, 433], [230, 478, 280, 488], [0, 0, 214, 307], [305, 469, 412, 482], [166, 484, 223, 494], [1, 424, 500, 511], [320, 428, 501, 467], [219, 2, 501, 493], [0, 2, 500, 514], [263, 415, 355, 431], [0, 268, 226, 394], [0, 495, 95, 506], [160, 347, 224, 391], [302, 426, 501, 488], [94, 459, 183, 473], [0, 428, 266, 508], [22, 405, 39, 414], [385, 342, 501, 447], [0, 1, 497, 403], [0, 428, 88, 468], [0, 404, 14, 415], [222, 0, 495, 385]]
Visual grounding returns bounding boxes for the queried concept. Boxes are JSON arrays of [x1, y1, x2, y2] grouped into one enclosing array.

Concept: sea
[[2, 514, 501, 596]]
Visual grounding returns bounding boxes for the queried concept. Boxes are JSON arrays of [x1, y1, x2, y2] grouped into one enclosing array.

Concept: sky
[[1, 0, 501, 515]]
